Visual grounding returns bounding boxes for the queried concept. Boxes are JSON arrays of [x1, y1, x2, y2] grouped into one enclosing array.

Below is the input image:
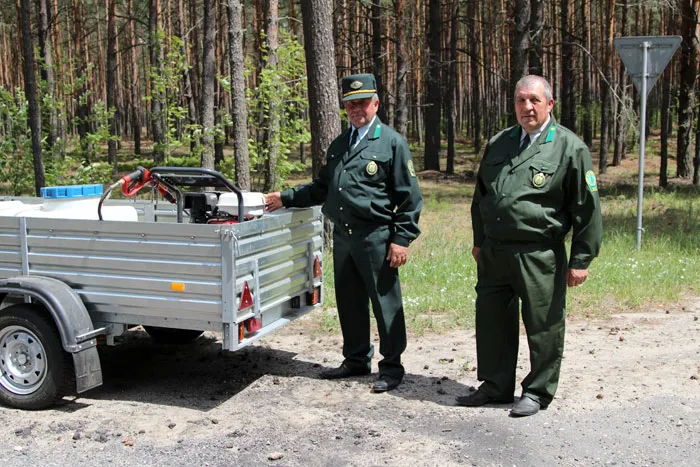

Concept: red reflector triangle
[[313, 256, 322, 278], [239, 281, 254, 310]]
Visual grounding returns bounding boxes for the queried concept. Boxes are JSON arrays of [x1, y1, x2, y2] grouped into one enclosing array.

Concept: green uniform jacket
[[281, 118, 422, 247], [471, 117, 602, 269]]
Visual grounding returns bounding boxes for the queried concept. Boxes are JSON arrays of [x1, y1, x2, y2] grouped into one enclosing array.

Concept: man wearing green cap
[[264, 73, 422, 392], [457, 75, 602, 416]]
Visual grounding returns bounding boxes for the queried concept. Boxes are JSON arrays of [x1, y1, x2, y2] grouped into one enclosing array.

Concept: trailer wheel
[[143, 326, 204, 345], [0, 305, 73, 410]]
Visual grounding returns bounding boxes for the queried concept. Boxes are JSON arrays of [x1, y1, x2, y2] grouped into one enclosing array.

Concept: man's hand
[[472, 246, 480, 262], [386, 243, 409, 268], [263, 192, 283, 212], [567, 268, 588, 287]]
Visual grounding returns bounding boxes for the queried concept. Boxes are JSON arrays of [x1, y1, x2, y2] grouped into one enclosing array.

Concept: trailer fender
[[0, 275, 103, 393]]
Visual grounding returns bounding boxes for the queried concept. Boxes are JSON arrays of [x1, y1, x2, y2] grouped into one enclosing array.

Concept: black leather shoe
[[371, 375, 401, 392], [320, 364, 370, 380], [455, 390, 514, 407], [510, 395, 542, 417]]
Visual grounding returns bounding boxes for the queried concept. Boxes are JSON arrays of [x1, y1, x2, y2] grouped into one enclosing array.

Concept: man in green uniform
[[264, 73, 422, 392], [457, 75, 602, 416]]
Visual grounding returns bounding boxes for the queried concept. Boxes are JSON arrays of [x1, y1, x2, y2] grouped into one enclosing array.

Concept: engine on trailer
[[184, 191, 266, 224], [184, 192, 220, 224]]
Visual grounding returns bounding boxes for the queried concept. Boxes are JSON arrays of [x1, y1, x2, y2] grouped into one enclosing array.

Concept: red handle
[[120, 167, 151, 197]]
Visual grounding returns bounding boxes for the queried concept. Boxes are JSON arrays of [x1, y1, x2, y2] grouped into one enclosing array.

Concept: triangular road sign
[[614, 36, 682, 96]]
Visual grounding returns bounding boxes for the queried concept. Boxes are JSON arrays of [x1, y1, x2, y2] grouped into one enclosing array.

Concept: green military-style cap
[[341, 73, 378, 101]]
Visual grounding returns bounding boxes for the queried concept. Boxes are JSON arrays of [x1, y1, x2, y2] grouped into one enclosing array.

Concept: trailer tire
[[0, 305, 74, 410], [143, 326, 204, 345]]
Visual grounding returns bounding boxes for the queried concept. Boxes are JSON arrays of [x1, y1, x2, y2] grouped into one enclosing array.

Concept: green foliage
[[149, 35, 210, 162], [44, 155, 113, 187], [246, 30, 309, 189], [85, 100, 120, 158], [0, 88, 34, 195]]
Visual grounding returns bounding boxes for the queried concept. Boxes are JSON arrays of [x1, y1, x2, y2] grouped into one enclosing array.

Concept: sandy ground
[[1, 298, 698, 467]]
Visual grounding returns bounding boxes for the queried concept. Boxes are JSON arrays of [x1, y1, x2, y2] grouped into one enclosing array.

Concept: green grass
[[318, 178, 700, 335]]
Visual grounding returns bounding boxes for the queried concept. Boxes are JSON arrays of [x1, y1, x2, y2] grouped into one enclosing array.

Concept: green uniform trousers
[[475, 240, 568, 405], [332, 225, 406, 380]]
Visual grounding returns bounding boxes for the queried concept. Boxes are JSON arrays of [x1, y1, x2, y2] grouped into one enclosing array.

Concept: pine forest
[[1, 0, 699, 195]]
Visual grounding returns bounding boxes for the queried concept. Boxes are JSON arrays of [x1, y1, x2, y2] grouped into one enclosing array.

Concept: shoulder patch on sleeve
[[407, 160, 416, 177], [585, 170, 598, 192]]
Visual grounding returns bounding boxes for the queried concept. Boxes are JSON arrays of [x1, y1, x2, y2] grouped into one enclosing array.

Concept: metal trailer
[[0, 173, 323, 410]]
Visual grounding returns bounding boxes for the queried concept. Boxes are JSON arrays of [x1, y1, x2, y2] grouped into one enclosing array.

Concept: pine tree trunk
[[529, 0, 543, 74], [598, 0, 615, 174], [660, 71, 671, 188], [149, 0, 165, 163], [394, 0, 408, 137], [510, 0, 530, 126], [37, 0, 57, 152], [300, 0, 340, 178], [179, 0, 198, 130], [128, 0, 141, 154], [20, 0, 45, 194], [580, 0, 593, 147], [372, 1, 388, 123], [424, 0, 441, 171], [227, 0, 251, 189], [676, 0, 698, 178], [446, 0, 458, 175], [262, 0, 280, 191], [200, 0, 216, 169], [613, 0, 629, 167], [107, 0, 118, 177]]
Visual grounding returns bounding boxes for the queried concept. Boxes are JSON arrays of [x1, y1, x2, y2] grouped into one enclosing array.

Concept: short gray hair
[[515, 75, 553, 100]]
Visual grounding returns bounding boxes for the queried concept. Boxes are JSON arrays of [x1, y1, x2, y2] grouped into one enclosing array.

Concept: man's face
[[344, 97, 379, 128], [515, 83, 554, 133]]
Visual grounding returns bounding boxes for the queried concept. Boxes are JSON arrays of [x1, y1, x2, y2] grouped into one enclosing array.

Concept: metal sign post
[[614, 36, 681, 250]]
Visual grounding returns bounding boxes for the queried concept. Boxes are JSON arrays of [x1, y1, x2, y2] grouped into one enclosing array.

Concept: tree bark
[[200, 0, 216, 169], [676, 0, 699, 178], [372, 1, 388, 123], [424, 0, 441, 171], [262, 0, 280, 191], [37, 0, 57, 152], [394, 0, 408, 137], [227, 0, 251, 189], [446, 0, 458, 175], [510, 0, 530, 126], [149, 0, 165, 162], [613, 0, 629, 167], [468, 0, 482, 153], [179, 0, 198, 131], [20, 0, 45, 194], [580, 0, 593, 147], [599, 0, 615, 174], [560, 0, 576, 131], [107, 0, 118, 177], [660, 57, 672, 187], [300, 0, 340, 179], [128, 0, 141, 154], [529, 0, 543, 75]]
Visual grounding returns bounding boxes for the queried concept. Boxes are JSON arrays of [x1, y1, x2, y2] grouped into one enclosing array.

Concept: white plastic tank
[[1, 184, 138, 221], [0, 200, 41, 216], [217, 192, 266, 219]]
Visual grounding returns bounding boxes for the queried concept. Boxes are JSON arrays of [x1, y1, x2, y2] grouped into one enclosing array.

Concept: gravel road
[[1, 299, 698, 466]]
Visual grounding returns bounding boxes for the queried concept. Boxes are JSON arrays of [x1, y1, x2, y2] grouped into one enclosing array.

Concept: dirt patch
[[1, 299, 699, 466]]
